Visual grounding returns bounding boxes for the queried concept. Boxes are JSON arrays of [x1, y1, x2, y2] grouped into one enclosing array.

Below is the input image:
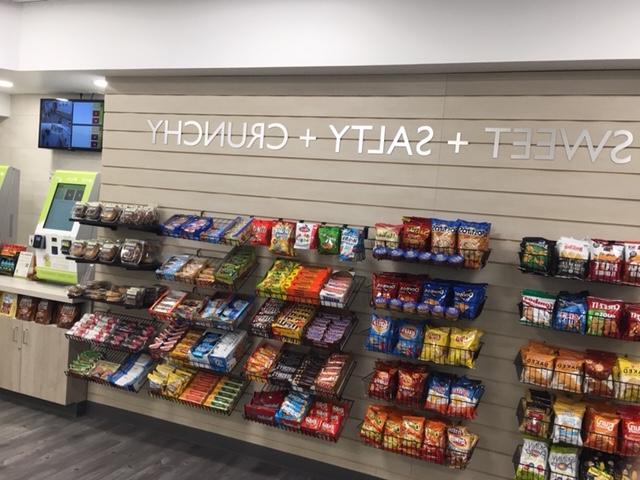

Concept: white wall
[[0, 2, 21, 70], [0, 95, 101, 244], [4, 0, 640, 72]]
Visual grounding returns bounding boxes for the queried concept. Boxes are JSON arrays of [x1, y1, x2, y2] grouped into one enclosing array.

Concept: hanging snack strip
[[161, 215, 253, 246]]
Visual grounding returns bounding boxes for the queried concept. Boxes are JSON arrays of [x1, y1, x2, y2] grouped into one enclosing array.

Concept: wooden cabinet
[[0, 317, 86, 405]]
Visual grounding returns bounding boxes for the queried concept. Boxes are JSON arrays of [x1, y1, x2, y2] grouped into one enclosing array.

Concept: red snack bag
[[401, 217, 431, 251], [589, 239, 624, 283], [586, 296, 623, 338], [624, 304, 640, 341], [619, 405, 640, 456], [368, 361, 398, 400], [422, 419, 447, 464], [397, 278, 423, 304], [301, 415, 323, 433], [584, 349, 616, 397], [320, 419, 341, 438], [584, 404, 620, 453], [396, 364, 428, 405], [623, 242, 640, 285], [251, 219, 274, 246], [372, 273, 401, 309]]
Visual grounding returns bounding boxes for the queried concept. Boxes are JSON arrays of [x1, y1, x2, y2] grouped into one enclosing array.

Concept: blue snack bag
[[553, 291, 588, 333], [448, 376, 485, 419], [453, 282, 487, 320], [424, 373, 454, 414], [393, 321, 424, 358], [339, 227, 365, 262], [421, 280, 453, 317], [431, 219, 460, 255], [366, 313, 396, 353]]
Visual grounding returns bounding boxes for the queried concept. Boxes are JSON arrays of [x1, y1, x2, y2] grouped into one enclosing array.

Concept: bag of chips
[[552, 397, 585, 446], [401, 216, 431, 251], [448, 328, 483, 368], [401, 416, 425, 454], [519, 389, 553, 438], [371, 273, 401, 309], [447, 377, 484, 419], [393, 321, 424, 358], [396, 277, 424, 314], [623, 304, 640, 341], [420, 280, 452, 318], [615, 457, 640, 480], [584, 405, 619, 453], [520, 237, 555, 274], [452, 283, 487, 320], [556, 237, 590, 279], [589, 239, 624, 283], [383, 411, 403, 450], [317, 225, 341, 255], [618, 405, 640, 456], [396, 364, 428, 404], [374, 223, 402, 250], [293, 222, 319, 250], [521, 289, 556, 328], [366, 313, 396, 353], [269, 220, 296, 256], [368, 361, 398, 400], [548, 444, 579, 480], [515, 437, 549, 480], [553, 291, 588, 334], [551, 349, 585, 393], [422, 419, 447, 464], [615, 356, 640, 402], [584, 349, 616, 397], [520, 342, 557, 387], [420, 327, 450, 364], [360, 405, 389, 445], [339, 227, 365, 262], [446, 426, 478, 469], [580, 450, 617, 480], [623, 242, 640, 285], [430, 219, 459, 256], [457, 220, 491, 269], [251, 218, 273, 246], [424, 373, 452, 414], [587, 296, 623, 338]]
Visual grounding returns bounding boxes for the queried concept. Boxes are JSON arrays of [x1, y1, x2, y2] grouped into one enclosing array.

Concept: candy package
[[269, 220, 296, 256], [457, 220, 491, 269], [448, 377, 484, 419], [623, 242, 640, 285], [317, 225, 341, 255], [584, 349, 616, 397], [339, 227, 365, 262], [584, 404, 619, 453], [520, 237, 555, 274], [420, 327, 450, 364], [293, 222, 319, 250], [401, 216, 431, 251], [448, 328, 483, 368], [181, 216, 213, 240], [586, 296, 623, 338], [556, 237, 590, 279], [452, 283, 487, 320], [623, 304, 640, 341], [553, 291, 588, 334], [366, 314, 396, 353], [520, 342, 557, 387], [521, 289, 556, 328], [519, 389, 553, 438], [393, 321, 423, 358], [548, 444, 579, 480], [430, 219, 458, 256], [589, 239, 624, 283], [251, 219, 273, 246], [550, 349, 585, 393], [424, 373, 452, 415], [615, 356, 640, 401], [552, 397, 585, 445], [396, 364, 428, 404]]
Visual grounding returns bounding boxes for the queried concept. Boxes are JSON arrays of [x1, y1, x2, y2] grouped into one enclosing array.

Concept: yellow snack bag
[[420, 327, 450, 364], [448, 328, 484, 368], [615, 357, 640, 401]]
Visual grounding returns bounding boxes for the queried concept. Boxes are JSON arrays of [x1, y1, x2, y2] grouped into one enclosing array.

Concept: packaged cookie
[[120, 239, 145, 265], [556, 237, 590, 279], [71, 202, 88, 220]]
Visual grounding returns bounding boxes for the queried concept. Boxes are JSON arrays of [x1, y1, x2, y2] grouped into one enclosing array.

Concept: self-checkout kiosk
[[30, 170, 99, 284], [0, 166, 20, 244]]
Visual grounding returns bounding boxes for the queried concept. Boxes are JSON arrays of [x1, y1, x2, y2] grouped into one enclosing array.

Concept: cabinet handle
[[22, 328, 28, 346], [12, 326, 19, 343]]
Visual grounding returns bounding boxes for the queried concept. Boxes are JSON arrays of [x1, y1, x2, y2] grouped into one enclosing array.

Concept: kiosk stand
[[0, 166, 20, 244], [30, 170, 100, 285]]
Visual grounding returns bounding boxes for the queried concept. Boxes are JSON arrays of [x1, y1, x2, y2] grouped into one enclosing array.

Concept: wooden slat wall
[[93, 72, 640, 480]]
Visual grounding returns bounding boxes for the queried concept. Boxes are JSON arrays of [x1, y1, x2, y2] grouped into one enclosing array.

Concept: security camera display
[[39, 99, 104, 151]]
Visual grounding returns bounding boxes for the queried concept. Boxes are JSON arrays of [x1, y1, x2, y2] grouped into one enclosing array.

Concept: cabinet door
[[19, 322, 86, 405], [0, 316, 22, 392]]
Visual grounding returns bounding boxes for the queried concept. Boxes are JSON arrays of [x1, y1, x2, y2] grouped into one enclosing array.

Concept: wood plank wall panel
[[94, 72, 640, 480]]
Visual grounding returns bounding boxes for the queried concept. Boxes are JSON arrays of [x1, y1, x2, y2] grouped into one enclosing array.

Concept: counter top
[[0, 276, 83, 303]]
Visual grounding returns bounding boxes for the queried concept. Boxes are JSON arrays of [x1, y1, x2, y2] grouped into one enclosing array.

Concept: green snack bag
[[515, 437, 549, 480], [317, 226, 341, 255]]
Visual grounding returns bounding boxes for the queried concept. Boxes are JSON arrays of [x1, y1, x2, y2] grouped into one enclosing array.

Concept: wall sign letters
[[147, 119, 634, 164]]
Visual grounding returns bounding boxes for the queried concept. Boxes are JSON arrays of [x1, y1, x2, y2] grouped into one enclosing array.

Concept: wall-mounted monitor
[[38, 99, 104, 152]]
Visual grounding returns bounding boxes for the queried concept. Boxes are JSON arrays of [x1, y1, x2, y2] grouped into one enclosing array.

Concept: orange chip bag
[[383, 412, 403, 450], [584, 405, 620, 453], [401, 416, 425, 454], [551, 349, 586, 393], [422, 419, 447, 464], [360, 405, 388, 445], [520, 341, 557, 387]]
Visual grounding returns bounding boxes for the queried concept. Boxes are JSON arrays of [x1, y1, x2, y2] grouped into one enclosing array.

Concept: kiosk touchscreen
[[31, 170, 99, 284], [0, 166, 20, 244]]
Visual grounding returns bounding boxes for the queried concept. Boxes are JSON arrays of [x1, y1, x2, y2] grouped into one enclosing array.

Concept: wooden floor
[[0, 399, 314, 480]]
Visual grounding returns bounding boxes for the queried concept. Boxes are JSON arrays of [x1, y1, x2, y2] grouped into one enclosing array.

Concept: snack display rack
[[512, 444, 575, 480], [243, 384, 354, 443], [65, 312, 163, 354], [65, 350, 155, 393], [514, 351, 640, 404], [66, 256, 162, 271], [160, 214, 253, 247], [358, 423, 477, 470], [373, 300, 487, 322], [372, 242, 491, 271], [148, 372, 248, 416], [362, 370, 484, 420], [70, 217, 161, 233]]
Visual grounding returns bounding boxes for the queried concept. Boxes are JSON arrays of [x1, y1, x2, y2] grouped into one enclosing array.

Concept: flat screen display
[[39, 99, 104, 151], [43, 183, 86, 231]]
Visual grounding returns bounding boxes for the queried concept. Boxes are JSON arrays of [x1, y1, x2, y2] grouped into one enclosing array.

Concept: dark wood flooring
[[0, 399, 313, 480]]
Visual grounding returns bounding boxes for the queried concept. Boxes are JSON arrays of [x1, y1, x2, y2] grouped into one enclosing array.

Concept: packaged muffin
[[70, 240, 87, 258], [84, 202, 102, 221], [99, 241, 121, 264], [120, 239, 145, 265], [100, 204, 122, 224], [71, 202, 88, 220], [83, 240, 101, 261]]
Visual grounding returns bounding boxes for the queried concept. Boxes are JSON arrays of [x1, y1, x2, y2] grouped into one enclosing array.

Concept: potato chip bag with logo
[[420, 327, 450, 364], [448, 328, 483, 368]]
